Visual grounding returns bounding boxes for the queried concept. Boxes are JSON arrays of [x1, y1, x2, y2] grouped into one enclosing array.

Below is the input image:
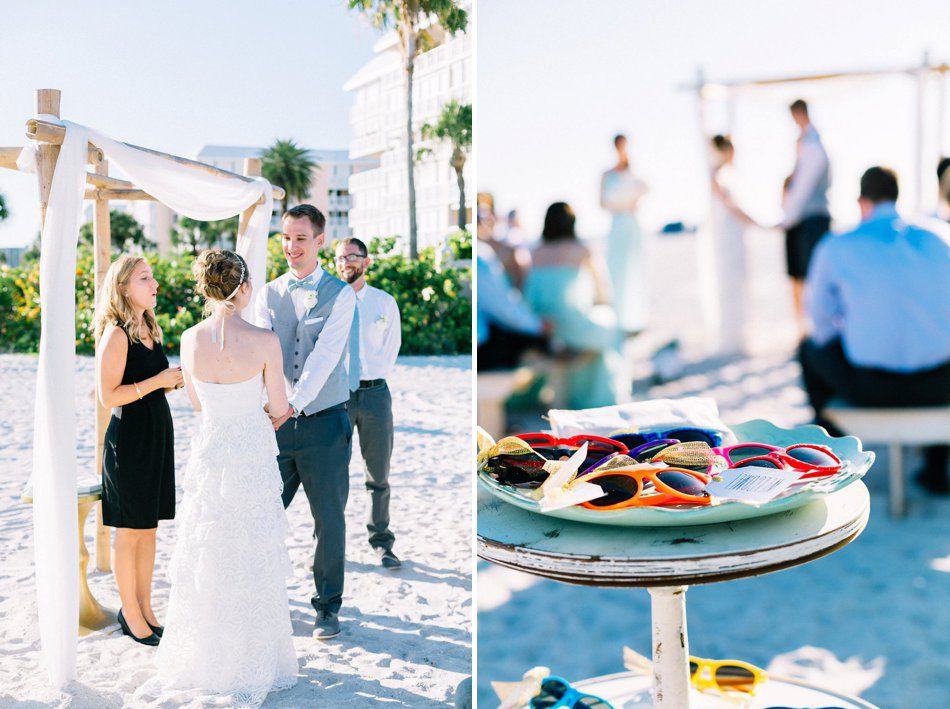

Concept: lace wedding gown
[[138, 372, 297, 707]]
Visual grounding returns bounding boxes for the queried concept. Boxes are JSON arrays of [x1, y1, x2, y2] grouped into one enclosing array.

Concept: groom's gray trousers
[[276, 403, 351, 615], [347, 380, 396, 552]]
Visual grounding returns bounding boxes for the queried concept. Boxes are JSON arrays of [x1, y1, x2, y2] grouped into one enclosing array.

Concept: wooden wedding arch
[[686, 52, 949, 212], [0, 88, 286, 574]]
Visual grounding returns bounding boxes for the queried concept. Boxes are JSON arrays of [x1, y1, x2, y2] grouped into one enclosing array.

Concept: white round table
[[477, 481, 871, 708]]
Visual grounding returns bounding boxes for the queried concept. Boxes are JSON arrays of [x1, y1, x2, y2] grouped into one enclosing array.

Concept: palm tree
[[419, 101, 471, 231], [348, 0, 468, 259], [261, 140, 317, 214]]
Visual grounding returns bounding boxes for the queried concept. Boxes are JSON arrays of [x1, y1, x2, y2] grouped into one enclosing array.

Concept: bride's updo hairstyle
[[711, 134, 733, 153], [193, 249, 248, 316]]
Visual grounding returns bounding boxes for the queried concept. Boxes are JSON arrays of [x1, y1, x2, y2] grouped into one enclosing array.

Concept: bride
[[140, 249, 298, 705]]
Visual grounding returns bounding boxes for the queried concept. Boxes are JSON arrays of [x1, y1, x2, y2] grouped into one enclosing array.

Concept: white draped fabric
[[18, 118, 274, 688]]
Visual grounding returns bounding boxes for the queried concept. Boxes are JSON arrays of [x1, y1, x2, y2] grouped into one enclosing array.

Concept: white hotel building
[[194, 146, 378, 242], [344, 22, 473, 251]]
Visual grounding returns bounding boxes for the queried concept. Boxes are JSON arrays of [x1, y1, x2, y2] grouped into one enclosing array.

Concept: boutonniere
[[303, 289, 319, 315]]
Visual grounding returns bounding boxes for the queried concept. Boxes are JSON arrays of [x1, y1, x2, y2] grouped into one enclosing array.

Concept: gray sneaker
[[313, 611, 341, 640]]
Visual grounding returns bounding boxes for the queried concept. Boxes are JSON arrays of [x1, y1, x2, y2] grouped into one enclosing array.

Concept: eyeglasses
[[624, 441, 844, 479], [478, 436, 551, 489], [335, 253, 366, 263], [530, 676, 614, 708], [689, 656, 768, 695], [714, 443, 842, 479], [573, 455, 711, 509], [516, 433, 627, 468], [609, 427, 723, 450]]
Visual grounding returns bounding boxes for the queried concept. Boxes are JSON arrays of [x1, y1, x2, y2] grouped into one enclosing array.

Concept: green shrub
[[0, 233, 472, 357]]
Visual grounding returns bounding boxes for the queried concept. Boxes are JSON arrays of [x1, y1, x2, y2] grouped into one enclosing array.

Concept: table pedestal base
[[78, 498, 115, 636], [649, 586, 691, 708]]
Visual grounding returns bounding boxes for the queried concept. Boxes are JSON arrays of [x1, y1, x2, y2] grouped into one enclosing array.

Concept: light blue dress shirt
[[805, 202, 950, 372], [476, 240, 542, 346]]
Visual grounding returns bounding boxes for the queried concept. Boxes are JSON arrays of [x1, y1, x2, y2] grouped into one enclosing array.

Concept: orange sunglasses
[[572, 456, 711, 510]]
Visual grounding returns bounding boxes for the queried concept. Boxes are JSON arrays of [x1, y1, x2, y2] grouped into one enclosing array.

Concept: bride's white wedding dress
[[138, 372, 297, 706]]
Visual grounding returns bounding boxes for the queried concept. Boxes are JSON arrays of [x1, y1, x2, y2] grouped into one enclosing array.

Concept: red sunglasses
[[713, 443, 842, 479]]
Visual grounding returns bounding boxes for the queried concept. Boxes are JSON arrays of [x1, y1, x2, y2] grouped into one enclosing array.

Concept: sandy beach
[[0, 354, 472, 707], [477, 228, 950, 708]]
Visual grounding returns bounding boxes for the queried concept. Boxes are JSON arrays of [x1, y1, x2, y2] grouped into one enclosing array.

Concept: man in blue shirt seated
[[799, 166, 950, 493], [477, 238, 550, 370]]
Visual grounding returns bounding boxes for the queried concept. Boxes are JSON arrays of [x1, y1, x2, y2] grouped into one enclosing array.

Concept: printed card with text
[[704, 465, 801, 503]]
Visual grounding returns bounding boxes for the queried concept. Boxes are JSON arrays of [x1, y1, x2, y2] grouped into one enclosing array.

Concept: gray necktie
[[348, 304, 360, 392]]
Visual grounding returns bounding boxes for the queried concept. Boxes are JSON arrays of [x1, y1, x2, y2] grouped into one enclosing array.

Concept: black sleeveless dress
[[101, 330, 176, 529]]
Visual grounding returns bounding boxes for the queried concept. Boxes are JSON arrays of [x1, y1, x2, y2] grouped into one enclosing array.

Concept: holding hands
[[265, 403, 295, 431]]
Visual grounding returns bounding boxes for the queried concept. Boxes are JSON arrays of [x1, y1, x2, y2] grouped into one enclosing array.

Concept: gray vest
[[795, 128, 831, 221], [265, 271, 353, 416]]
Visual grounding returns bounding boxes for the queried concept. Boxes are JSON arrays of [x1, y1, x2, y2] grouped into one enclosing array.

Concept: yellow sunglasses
[[689, 656, 768, 694]]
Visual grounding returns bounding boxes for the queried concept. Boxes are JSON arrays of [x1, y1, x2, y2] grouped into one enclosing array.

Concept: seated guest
[[477, 192, 530, 290], [477, 238, 550, 371], [938, 156, 950, 222], [799, 167, 950, 492], [523, 202, 625, 409]]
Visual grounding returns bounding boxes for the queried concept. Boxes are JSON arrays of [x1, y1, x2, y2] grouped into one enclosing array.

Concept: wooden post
[[238, 157, 262, 241], [914, 52, 928, 213], [92, 156, 112, 572], [34, 89, 61, 229]]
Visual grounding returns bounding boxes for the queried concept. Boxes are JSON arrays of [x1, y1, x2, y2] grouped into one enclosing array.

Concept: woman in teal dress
[[601, 134, 649, 332], [524, 202, 625, 409]]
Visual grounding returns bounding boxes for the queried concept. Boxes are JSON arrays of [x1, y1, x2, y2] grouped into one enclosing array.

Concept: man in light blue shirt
[[799, 166, 950, 492], [477, 239, 550, 370]]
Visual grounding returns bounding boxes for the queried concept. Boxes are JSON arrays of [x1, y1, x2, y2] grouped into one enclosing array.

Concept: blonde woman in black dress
[[95, 255, 183, 646]]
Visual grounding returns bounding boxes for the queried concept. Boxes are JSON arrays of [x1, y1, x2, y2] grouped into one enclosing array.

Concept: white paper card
[[704, 465, 800, 503], [539, 481, 606, 512], [538, 442, 606, 511]]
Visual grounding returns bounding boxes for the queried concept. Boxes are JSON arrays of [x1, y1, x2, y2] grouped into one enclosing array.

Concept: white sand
[[478, 229, 950, 708], [0, 354, 472, 707]]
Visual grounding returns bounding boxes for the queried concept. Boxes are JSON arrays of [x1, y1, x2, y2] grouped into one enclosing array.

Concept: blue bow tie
[[288, 276, 314, 292]]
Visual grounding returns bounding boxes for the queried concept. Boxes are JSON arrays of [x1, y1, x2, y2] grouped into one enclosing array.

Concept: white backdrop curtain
[[18, 118, 273, 687]]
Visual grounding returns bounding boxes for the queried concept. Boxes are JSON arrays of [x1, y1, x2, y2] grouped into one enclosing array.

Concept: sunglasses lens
[[538, 679, 568, 701], [575, 697, 611, 708], [613, 434, 648, 449], [487, 456, 547, 488], [689, 660, 700, 675], [632, 441, 673, 462], [656, 470, 706, 496], [733, 457, 781, 470], [787, 446, 837, 467], [587, 474, 640, 507], [714, 664, 757, 692], [669, 429, 715, 445], [727, 444, 773, 463]]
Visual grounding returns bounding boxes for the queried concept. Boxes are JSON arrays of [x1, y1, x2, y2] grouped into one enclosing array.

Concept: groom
[[254, 204, 357, 640]]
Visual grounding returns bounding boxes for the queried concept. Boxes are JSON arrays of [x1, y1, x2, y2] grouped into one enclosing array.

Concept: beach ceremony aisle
[[0, 355, 472, 707], [478, 228, 950, 709]]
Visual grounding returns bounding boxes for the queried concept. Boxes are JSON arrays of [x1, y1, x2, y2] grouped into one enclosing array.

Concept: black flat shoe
[[147, 621, 164, 638], [117, 609, 160, 646]]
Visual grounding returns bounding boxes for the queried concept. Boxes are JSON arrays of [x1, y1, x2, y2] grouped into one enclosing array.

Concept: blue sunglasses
[[530, 676, 614, 708], [610, 427, 723, 450]]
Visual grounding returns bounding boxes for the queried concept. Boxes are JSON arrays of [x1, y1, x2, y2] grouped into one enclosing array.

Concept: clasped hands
[[264, 403, 295, 431]]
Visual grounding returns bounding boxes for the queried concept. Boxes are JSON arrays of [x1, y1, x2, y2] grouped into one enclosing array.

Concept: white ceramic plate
[[477, 419, 875, 527]]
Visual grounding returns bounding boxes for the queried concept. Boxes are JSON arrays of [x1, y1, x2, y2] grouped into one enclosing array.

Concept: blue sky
[[478, 0, 950, 239], [0, 0, 380, 246]]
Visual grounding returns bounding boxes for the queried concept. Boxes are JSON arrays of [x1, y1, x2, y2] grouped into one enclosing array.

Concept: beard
[[341, 267, 365, 284]]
